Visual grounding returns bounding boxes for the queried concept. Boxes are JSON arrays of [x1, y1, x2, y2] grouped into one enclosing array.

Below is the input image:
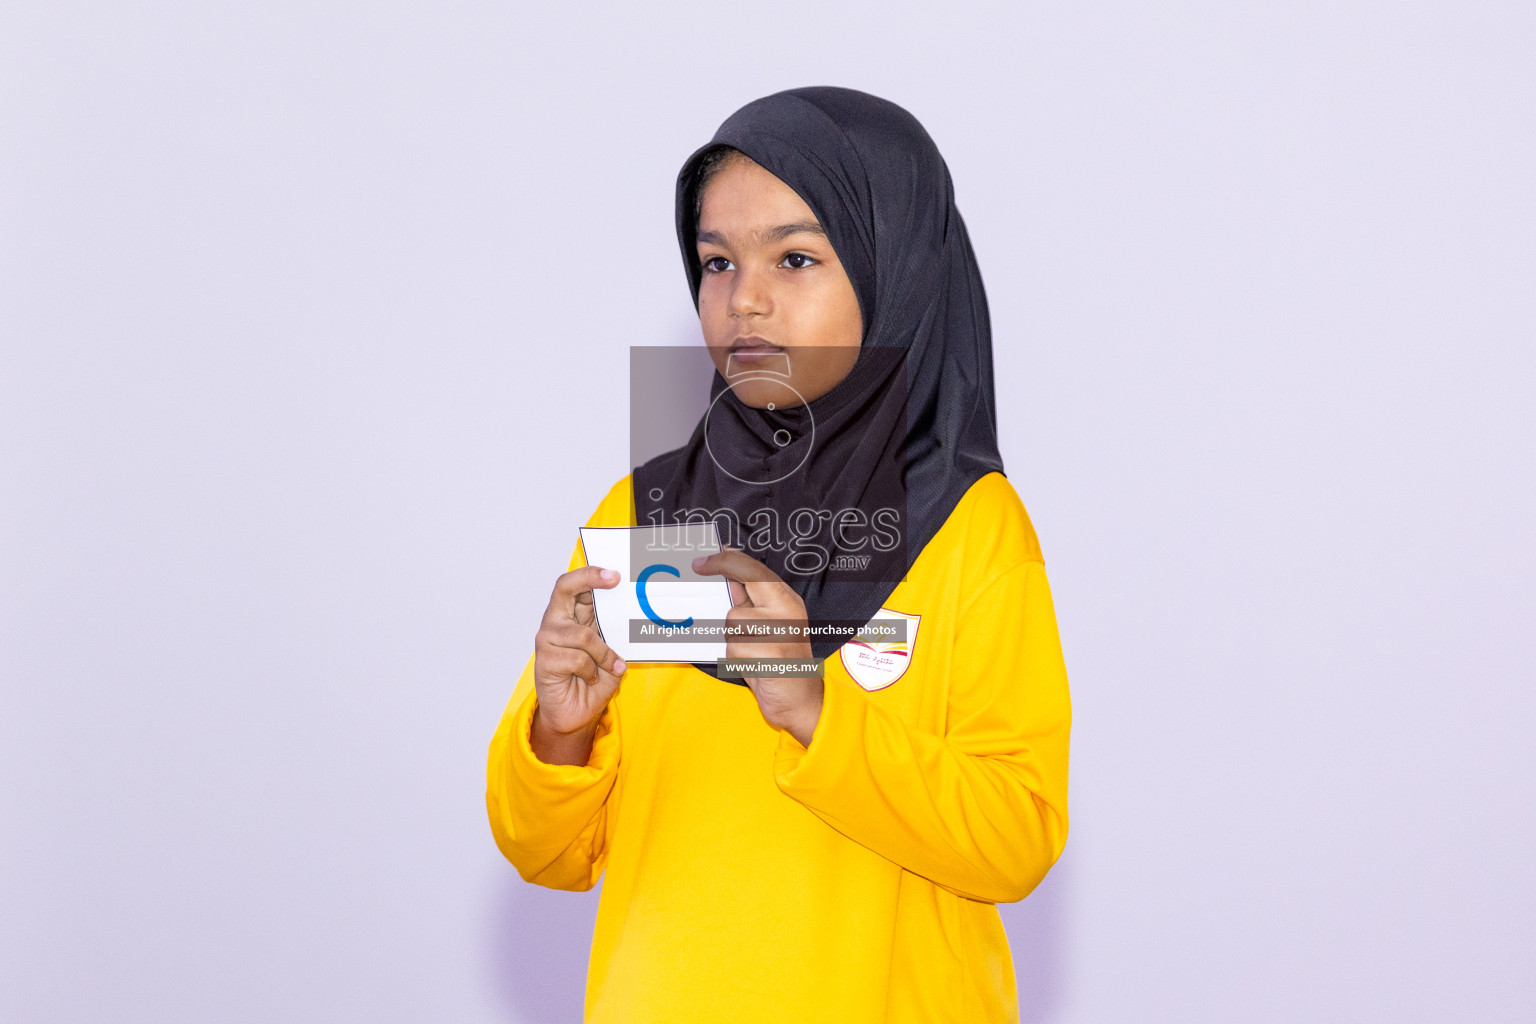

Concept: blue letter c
[[636, 563, 693, 628]]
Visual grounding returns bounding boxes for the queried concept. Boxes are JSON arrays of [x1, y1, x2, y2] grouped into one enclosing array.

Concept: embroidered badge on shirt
[[839, 606, 922, 691]]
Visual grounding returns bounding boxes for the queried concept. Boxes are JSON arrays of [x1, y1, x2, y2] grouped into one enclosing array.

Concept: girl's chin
[[731, 380, 811, 410]]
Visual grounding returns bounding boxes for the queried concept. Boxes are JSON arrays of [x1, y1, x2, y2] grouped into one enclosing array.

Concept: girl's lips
[[730, 337, 786, 361], [731, 345, 785, 360]]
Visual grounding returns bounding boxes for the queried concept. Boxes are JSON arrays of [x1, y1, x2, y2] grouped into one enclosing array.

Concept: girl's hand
[[691, 547, 824, 747], [530, 565, 628, 764]]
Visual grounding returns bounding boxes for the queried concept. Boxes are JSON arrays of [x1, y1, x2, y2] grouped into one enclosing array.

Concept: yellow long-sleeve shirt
[[486, 470, 1071, 1022]]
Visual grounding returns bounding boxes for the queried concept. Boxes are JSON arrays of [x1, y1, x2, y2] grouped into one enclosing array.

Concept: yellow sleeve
[[773, 559, 1071, 904], [484, 478, 631, 892]]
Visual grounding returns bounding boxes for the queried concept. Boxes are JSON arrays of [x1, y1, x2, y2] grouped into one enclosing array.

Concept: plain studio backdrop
[[2, 3, 1532, 1022]]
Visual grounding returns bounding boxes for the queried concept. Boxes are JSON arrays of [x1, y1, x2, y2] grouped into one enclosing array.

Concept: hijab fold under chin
[[633, 86, 1005, 675]]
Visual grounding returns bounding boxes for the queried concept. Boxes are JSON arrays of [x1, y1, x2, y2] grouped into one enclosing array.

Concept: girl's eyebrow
[[697, 221, 827, 247]]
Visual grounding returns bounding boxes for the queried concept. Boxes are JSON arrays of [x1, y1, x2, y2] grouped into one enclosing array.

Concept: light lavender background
[[3, 3, 1532, 1022]]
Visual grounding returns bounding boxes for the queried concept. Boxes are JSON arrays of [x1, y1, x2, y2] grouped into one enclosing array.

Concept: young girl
[[487, 86, 1071, 1023]]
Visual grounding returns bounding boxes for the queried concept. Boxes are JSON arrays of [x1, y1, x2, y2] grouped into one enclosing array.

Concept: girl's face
[[695, 154, 863, 409]]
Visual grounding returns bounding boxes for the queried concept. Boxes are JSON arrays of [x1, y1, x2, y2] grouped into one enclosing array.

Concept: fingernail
[[601, 568, 619, 583], [613, 658, 627, 674], [691, 556, 706, 570]]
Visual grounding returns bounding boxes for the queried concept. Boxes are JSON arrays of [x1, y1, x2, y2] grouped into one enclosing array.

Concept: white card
[[577, 524, 735, 664]]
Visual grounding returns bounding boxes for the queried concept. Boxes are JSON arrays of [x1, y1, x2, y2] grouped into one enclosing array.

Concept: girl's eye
[[700, 253, 817, 273]]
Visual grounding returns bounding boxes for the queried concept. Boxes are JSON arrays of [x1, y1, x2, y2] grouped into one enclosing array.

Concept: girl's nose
[[728, 268, 772, 319]]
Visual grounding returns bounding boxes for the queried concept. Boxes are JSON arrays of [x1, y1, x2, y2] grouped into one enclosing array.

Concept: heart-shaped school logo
[[839, 606, 922, 691]]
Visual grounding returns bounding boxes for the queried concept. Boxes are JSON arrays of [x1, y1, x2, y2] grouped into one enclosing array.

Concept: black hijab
[[634, 86, 1005, 672]]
